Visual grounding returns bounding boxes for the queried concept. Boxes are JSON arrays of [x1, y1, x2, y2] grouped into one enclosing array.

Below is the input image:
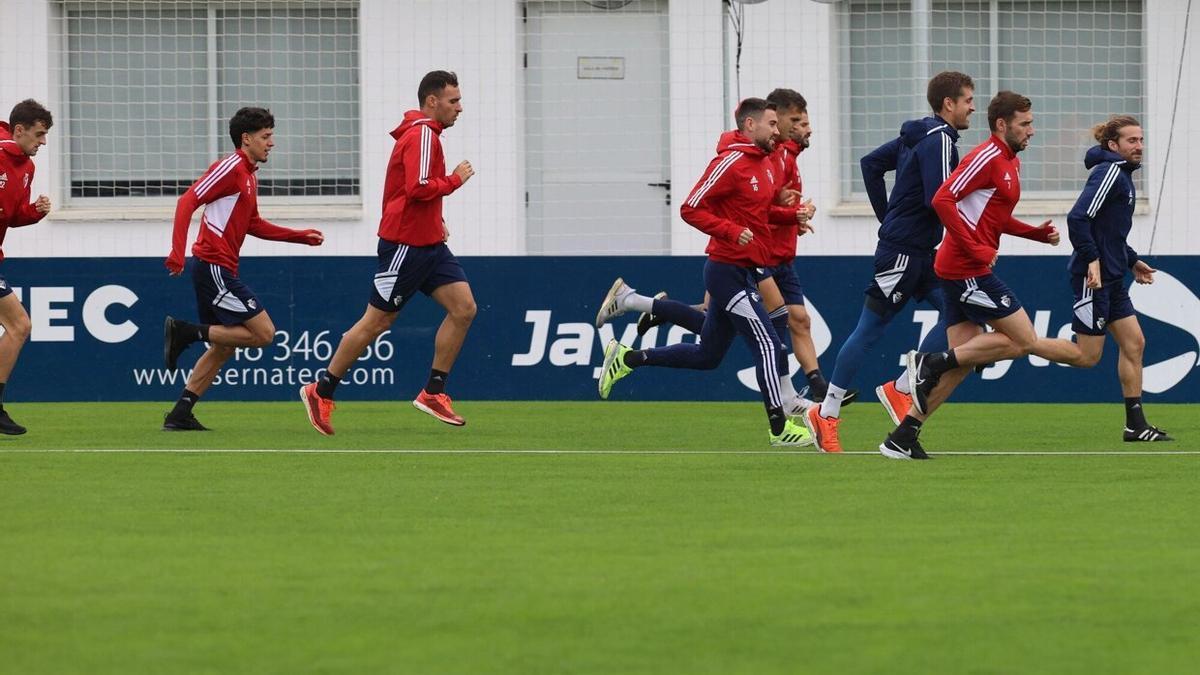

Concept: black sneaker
[[905, 350, 941, 416], [163, 413, 210, 431], [1123, 425, 1173, 442], [878, 431, 930, 460], [635, 291, 669, 337], [0, 409, 28, 435], [163, 316, 192, 371]]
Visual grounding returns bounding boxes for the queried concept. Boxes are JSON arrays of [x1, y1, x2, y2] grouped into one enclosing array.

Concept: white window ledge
[[46, 203, 364, 223]]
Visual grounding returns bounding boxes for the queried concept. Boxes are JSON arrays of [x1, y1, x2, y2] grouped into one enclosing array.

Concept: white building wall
[[2, 0, 1195, 259]]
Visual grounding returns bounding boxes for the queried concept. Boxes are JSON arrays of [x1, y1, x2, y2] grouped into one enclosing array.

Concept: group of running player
[[0, 70, 1175, 450], [594, 71, 1172, 456]]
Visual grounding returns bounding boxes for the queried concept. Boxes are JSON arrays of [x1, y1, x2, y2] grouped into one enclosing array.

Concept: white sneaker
[[784, 395, 815, 417], [595, 277, 634, 328]]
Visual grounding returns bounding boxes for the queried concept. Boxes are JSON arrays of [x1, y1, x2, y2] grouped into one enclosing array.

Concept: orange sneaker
[[804, 406, 843, 453], [299, 382, 336, 436], [413, 390, 466, 426], [875, 379, 912, 426]]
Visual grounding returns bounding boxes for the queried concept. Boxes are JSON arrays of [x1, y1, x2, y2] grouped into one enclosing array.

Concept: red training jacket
[[680, 130, 777, 268], [767, 138, 804, 265], [378, 110, 464, 246], [932, 135, 1055, 280], [167, 149, 319, 275], [0, 122, 47, 262]]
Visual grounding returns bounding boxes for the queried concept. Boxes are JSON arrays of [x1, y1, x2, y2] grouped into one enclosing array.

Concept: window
[[57, 1, 360, 202], [840, 1, 1144, 201]]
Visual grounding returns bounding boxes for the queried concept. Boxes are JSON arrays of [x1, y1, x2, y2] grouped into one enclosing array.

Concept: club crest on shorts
[[1097, 316, 1106, 329], [247, 298, 257, 309], [1000, 294, 1012, 308], [892, 291, 904, 304]]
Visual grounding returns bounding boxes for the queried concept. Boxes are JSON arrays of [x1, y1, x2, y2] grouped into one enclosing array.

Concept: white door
[[524, 0, 670, 254]]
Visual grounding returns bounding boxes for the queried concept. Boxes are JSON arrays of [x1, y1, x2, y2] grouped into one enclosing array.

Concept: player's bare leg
[[411, 281, 477, 426], [0, 294, 32, 434]]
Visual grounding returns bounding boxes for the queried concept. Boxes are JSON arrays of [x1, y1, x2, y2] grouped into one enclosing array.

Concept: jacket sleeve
[[768, 203, 799, 227], [248, 213, 315, 244], [166, 163, 239, 270], [932, 158, 998, 266], [860, 137, 902, 223], [402, 126, 464, 202], [680, 154, 744, 243], [1003, 217, 1054, 243], [917, 132, 954, 209], [1065, 163, 1114, 264], [10, 200, 45, 227], [1126, 245, 1139, 269]]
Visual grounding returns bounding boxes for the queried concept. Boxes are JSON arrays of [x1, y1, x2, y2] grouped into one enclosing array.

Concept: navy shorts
[[760, 262, 805, 306], [192, 260, 265, 327], [0, 272, 11, 299], [865, 245, 939, 315], [1071, 275, 1135, 336], [369, 240, 468, 312], [941, 274, 1023, 326]]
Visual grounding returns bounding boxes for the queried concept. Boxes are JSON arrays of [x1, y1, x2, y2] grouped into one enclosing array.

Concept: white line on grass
[[2, 449, 1198, 456]]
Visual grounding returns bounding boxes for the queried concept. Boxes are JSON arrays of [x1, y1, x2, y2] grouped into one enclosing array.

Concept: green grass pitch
[[2, 401, 1198, 674]]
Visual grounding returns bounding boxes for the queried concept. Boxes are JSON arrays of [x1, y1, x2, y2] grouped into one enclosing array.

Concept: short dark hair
[[418, 70, 459, 106], [988, 91, 1033, 131], [9, 99, 53, 131], [926, 71, 974, 114], [735, 98, 776, 130], [229, 107, 275, 148], [766, 88, 807, 114]]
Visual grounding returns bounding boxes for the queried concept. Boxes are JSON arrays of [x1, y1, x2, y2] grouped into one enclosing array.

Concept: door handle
[[647, 180, 671, 205]]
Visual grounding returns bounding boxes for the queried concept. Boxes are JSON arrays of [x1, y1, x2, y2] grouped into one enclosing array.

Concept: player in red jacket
[[882, 92, 1079, 458], [162, 107, 324, 430], [301, 71, 476, 435], [0, 99, 53, 434], [595, 98, 811, 446]]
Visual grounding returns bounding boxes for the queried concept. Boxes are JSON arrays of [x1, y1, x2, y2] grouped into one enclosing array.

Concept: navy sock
[[0, 382, 6, 410], [178, 320, 209, 344], [169, 389, 199, 419], [623, 350, 648, 368], [768, 407, 787, 435], [806, 370, 828, 398], [929, 349, 959, 376], [894, 415, 923, 443], [426, 369, 449, 395], [316, 372, 341, 399], [651, 298, 706, 334], [828, 305, 892, 390], [1124, 397, 1147, 429]]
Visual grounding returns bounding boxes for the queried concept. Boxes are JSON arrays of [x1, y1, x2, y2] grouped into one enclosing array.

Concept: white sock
[[894, 371, 911, 394], [622, 291, 654, 314], [820, 384, 847, 419], [779, 372, 799, 402]]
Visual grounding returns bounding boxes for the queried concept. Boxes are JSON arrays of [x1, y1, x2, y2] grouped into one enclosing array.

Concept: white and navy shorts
[[192, 260, 265, 326], [1071, 275, 1135, 336], [865, 245, 939, 316], [0, 272, 11, 300], [368, 239, 468, 313], [941, 273, 1023, 326]]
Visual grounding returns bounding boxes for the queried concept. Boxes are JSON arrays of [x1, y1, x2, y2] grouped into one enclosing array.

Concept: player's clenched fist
[[453, 160, 474, 184], [34, 195, 51, 215], [737, 228, 754, 245]]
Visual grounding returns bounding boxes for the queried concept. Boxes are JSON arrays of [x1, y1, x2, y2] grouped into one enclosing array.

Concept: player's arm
[[860, 137, 902, 223], [248, 214, 324, 246], [1003, 217, 1058, 244], [166, 163, 240, 274], [10, 195, 49, 226], [916, 132, 953, 209], [403, 128, 469, 201], [931, 162, 997, 265], [166, 188, 202, 274], [680, 156, 745, 243], [1065, 163, 1111, 264]]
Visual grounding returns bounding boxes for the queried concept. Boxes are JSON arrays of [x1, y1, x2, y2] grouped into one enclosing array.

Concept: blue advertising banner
[[2, 255, 1198, 402]]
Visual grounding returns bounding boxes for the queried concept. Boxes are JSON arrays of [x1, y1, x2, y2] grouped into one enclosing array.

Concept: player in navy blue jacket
[[804, 72, 975, 454], [1064, 116, 1171, 442]]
